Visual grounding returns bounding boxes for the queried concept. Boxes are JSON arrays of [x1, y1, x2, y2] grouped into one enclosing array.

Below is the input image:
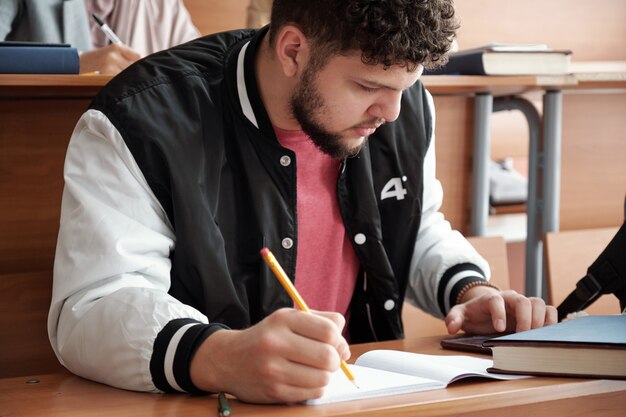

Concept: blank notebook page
[[306, 364, 444, 405]]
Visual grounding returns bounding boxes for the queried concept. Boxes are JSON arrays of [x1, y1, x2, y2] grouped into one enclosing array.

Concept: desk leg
[[542, 91, 562, 234], [493, 97, 543, 298], [540, 90, 563, 299], [470, 93, 493, 236], [472, 92, 562, 298]]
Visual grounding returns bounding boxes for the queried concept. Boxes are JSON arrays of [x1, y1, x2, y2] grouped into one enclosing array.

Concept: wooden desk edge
[[1, 335, 625, 417], [0, 74, 111, 98], [3, 72, 622, 98], [0, 74, 112, 87], [0, 73, 581, 98]]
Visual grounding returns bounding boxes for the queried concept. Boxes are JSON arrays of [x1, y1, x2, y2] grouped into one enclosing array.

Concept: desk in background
[[1, 335, 624, 417], [424, 74, 578, 298], [0, 74, 110, 97], [0, 75, 110, 377], [424, 64, 626, 300]]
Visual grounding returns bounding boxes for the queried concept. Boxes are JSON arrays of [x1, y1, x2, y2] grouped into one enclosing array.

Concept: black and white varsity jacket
[[49, 27, 490, 393]]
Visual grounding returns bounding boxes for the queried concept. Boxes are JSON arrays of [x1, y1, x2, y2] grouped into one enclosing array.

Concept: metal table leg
[[541, 90, 563, 298], [494, 97, 543, 298], [470, 93, 493, 236]]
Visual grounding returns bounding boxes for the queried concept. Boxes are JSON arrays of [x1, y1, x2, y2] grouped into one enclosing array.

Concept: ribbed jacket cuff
[[150, 319, 229, 394], [436, 263, 487, 315]]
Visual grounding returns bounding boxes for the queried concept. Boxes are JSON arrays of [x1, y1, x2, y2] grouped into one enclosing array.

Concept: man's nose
[[367, 91, 402, 123]]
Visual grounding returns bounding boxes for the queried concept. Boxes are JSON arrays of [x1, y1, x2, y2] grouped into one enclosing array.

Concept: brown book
[[483, 315, 626, 379]]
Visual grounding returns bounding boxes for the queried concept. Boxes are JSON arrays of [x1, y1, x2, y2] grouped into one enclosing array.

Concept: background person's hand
[[445, 286, 558, 335], [79, 44, 141, 74], [190, 308, 350, 404]]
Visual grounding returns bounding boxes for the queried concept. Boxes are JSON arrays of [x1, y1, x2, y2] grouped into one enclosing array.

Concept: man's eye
[[359, 85, 377, 93]]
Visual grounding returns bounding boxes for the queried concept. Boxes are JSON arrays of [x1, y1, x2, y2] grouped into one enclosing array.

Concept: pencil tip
[[352, 380, 360, 389]]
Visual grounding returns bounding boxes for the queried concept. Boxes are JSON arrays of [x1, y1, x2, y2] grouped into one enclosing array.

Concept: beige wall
[[185, 0, 626, 60], [453, 0, 626, 61], [184, 0, 249, 35]]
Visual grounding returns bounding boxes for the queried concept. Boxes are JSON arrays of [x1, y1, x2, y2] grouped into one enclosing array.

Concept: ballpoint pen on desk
[[92, 14, 123, 45], [259, 247, 359, 389], [217, 392, 231, 417]]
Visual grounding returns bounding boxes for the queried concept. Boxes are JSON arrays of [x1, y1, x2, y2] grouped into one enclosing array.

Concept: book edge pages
[[491, 345, 626, 378]]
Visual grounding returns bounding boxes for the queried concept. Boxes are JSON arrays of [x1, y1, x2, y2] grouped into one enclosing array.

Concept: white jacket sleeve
[[405, 90, 491, 318], [48, 110, 212, 393]]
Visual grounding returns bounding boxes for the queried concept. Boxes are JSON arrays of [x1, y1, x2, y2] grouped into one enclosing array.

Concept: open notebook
[[307, 349, 528, 405]]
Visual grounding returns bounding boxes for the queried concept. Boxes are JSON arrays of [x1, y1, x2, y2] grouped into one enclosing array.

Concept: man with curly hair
[[49, 0, 556, 404]]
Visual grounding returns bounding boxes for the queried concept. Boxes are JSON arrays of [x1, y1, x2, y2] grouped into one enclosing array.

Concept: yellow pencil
[[260, 247, 359, 389]]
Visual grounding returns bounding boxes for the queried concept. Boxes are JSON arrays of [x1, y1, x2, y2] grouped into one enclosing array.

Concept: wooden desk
[[439, 65, 626, 300], [422, 74, 576, 95], [1, 335, 624, 417], [422, 74, 576, 239], [0, 74, 110, 97], [422, 75, 575, 299], [0, 75, 110, 377]]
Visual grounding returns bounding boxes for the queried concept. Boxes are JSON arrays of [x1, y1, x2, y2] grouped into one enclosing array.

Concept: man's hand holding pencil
[[188, 248, 352, 404], [190, 307, 351, 403]]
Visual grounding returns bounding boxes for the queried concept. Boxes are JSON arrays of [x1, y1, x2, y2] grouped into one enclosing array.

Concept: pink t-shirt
[[274, 127, 359, 318]]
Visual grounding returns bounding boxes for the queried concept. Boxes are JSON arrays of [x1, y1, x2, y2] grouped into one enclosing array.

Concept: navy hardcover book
[[483, 315, 626, 379], [425, 44, 571, 76], [0, 42, 79, 74]]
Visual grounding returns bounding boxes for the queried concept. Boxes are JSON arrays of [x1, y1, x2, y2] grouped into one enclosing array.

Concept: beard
[[289, 65, 368, 159]]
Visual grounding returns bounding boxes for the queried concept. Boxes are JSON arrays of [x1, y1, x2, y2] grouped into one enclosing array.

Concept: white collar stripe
[[236, 41, 258, 128]]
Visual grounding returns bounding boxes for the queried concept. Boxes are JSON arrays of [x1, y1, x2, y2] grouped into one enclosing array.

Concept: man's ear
[[273, 25, 310, 78]]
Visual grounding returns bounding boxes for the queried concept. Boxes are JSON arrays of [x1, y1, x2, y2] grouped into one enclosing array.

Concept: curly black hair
[[269, 0, 459, 70]]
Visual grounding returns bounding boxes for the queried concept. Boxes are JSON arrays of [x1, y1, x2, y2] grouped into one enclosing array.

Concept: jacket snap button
[[280, 155, 291, 167], [281, 237, 293, 249], [384, 299, 395, 311], [354, 233, 366, 245]]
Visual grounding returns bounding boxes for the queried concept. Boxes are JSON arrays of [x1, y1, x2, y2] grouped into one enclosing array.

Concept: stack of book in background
[[426, 43, 572, 75], [0, 41, 79, 74]]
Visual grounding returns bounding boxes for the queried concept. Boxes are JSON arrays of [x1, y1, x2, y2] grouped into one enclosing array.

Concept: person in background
[[0, 0, 199, 74], [50, 0, 557, 404], [86, 0, 200, 59]]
